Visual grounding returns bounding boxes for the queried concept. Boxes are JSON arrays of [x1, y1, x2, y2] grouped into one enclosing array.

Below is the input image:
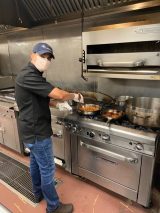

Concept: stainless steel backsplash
[[0, 21, 159, 97], [0, 22, 96, 91]]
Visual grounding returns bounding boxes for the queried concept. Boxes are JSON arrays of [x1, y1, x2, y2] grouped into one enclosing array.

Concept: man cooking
[[15, 42, 84, 213]]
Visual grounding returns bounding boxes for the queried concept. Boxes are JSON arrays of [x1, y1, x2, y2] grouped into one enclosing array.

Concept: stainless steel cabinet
[[0, 131, 4, 144], [51, 115, 65, 160], [0, 107, 21, 153]]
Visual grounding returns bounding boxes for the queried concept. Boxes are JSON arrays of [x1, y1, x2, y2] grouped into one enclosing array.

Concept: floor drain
[[0, 152, 62, 204]]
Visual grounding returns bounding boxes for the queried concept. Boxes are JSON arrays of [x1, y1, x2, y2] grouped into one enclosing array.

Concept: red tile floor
[[0, 144, 159, 213]]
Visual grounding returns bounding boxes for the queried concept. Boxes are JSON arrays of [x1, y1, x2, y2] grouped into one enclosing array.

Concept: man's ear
[[30, 53, 37, 63]]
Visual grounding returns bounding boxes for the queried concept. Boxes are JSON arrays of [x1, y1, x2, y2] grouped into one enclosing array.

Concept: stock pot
[[126, 97, 160, 128]]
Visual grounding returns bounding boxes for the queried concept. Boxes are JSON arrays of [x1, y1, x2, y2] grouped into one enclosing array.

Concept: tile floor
[[0, 144, 159, 213]]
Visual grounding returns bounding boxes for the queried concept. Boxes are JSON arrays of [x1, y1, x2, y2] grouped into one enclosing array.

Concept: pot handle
[[133, 113, 151, 119]]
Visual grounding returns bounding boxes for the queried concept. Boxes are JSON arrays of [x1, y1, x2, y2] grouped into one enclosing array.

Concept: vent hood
[[82, 23, 160, 80], [0, 0, 160, 32]]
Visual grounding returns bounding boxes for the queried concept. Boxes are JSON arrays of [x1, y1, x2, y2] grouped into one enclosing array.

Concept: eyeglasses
[[39, 54, 52, 61]]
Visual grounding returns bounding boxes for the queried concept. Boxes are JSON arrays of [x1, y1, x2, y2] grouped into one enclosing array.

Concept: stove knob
[[78, 127, 82, 132], [135, 143, 144, 151], [102, 134, 110, 141], [89, 132, 95, 138], [64, 123, 72, 129], [72, 126, 77, 133], [64, 124, 68, 128]]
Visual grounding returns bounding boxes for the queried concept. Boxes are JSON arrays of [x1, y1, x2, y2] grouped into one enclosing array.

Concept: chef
[[15, 42, 84, 213]]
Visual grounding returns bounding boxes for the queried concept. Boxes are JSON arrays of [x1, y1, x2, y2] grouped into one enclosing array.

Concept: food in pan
[[79, 104, 100, 112], [103, 109, 123, 119]]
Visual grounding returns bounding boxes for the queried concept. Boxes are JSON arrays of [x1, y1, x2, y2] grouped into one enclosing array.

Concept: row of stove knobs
[[65, 123, 96, 137], [64, 123, 144, 150], [64, 123, 80, 133], [64, 123, 110, 140], [129, 141, 144, 151]]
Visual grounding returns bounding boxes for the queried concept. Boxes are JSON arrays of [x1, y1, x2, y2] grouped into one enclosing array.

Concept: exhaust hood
[[0, 0, 160, 31], [82, 23, 160, 80]]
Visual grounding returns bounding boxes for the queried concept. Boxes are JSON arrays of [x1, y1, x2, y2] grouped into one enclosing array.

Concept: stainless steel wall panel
[[97, 78, 160, 98], [7, 29, 43, 75], [0, 22, 95, 91], [0, 37, 11, 75], [42, 24, 95, 91]]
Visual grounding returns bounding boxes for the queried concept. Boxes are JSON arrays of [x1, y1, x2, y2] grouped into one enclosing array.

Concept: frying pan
[[102, 109, 124, 125], [77, 103, 101, 115]]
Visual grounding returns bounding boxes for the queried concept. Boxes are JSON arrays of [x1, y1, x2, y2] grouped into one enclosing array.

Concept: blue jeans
[[25, 137, 60, 211]]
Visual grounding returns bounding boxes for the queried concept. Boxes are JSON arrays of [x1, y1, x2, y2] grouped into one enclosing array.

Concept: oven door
[[78, 137, 142, 191]]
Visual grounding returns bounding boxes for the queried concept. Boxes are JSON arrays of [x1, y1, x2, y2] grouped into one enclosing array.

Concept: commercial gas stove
[[62, 111, 160, 207]]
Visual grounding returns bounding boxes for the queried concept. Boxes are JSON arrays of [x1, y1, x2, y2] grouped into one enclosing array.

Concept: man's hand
[[73, 93, 84, 103], [49, 100, 58, 107]]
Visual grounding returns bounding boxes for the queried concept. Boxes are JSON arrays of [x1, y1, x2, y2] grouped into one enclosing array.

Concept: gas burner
[[114, 118, 160, 134], [80, 114, 103, 122], [77, 111, 160, 134]]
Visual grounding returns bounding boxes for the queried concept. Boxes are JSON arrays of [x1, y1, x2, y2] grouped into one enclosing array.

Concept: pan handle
[[133, 113, 151, 119], [97, 91, 115, 102]]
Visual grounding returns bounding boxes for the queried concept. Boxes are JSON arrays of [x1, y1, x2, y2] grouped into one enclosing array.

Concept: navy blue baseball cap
[[32, 42, 55, 59]]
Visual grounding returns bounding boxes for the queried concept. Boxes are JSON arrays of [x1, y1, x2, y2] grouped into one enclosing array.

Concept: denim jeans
[[25, 137, 60, 211]]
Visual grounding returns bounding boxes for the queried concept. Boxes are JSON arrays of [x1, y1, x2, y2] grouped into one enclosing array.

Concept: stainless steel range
[[63, 112, 159, 207]]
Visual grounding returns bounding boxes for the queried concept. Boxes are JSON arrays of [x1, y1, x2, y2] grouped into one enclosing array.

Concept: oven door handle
[[80, 141, 138, 164]]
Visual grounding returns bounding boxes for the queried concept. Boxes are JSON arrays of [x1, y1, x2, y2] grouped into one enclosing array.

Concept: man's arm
[[48, 88, 75, 100]]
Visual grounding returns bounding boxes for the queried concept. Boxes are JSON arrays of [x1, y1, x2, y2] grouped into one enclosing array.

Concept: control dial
[[135, 143, 144, 151], [89, 131, 95, 138], [72, 125, 77, 133], [101, 134, 110, 141], [64, 122, 72, 129]]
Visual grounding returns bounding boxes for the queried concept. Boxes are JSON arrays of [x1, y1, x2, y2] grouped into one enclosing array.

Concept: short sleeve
[[16, 72, 54, 97]]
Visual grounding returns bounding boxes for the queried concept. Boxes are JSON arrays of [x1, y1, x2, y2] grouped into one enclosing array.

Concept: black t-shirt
[[15, 62, 54, 144]]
